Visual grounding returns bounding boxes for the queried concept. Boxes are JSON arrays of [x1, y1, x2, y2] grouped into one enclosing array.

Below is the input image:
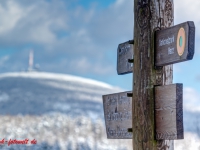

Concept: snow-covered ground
[[0, 114, 132, 150], [0, 72, 199, 150]]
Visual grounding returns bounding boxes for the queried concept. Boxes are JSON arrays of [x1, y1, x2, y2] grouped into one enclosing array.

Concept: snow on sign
[[117, 40, 134, 75], [102, 91, 132, 139], [155, 21, 195, 66]]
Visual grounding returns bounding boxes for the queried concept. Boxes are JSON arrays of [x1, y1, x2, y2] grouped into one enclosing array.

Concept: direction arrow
[[155, 21, 195, 66], [117, 40, 134, 75], [102, 91, 132, 139], [155, 83, 183, 140]]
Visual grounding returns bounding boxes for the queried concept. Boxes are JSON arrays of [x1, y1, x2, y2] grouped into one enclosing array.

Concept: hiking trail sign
[[102, 1, 195, 149], [117, 40, 134, 75], [155, 84, 183, 140], [103, 21, 195, 142], [102, 84, 183, 140], [102, 91, 132, 139], [155, 21, 195, 66]]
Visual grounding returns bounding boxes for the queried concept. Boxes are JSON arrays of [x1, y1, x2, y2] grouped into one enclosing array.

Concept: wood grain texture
[[155, 84, 183, 140], [117, 41, 134, 75], [155, 22, 195, 66], [102, 91, 132, 139], [133, 0, 174, 149]]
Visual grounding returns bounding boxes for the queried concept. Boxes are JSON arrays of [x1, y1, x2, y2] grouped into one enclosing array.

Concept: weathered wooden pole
[[133, 0, 174, 149]]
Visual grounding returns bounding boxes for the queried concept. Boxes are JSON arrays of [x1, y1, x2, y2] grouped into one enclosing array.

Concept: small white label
[[159, 35, 175, 47], [168, 47, 174, 55]]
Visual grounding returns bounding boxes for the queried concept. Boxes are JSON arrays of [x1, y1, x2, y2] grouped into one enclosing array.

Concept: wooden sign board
[[155, 21, 195, 66], [117, 41, 134, 75], [102, 91, 132, 139], [155, 83, 183, 140]]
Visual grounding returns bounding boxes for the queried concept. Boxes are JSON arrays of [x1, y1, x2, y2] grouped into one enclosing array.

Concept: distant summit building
[[27, 50, 40, 72]]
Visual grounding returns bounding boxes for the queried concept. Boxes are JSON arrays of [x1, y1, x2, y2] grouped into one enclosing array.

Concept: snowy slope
[[0, 72, 199, 150], [0, 72, 121, 119], [0, 72, 133, 150]]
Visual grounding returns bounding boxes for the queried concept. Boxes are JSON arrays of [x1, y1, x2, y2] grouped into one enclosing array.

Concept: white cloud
[[69, 57, 115, 75], [0, 0, 68, 45], [184, 87, 200, 112], [175, 132, 200, 150], [0, 0, 133, 49], [175, 0, 200, 25], [0, 1, 23, 34]]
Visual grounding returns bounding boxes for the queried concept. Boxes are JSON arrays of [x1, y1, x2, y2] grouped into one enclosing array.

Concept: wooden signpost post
[[102, 0, 195, 149]]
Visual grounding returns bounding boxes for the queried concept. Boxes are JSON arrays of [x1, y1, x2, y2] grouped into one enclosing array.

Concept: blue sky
[[0, 0, 199, 111]]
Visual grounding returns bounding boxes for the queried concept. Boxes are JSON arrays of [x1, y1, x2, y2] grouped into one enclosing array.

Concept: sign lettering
[[102, 91, 132, 139]]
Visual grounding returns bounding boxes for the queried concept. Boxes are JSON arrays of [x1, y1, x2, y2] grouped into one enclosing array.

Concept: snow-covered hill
[[0, 72, 199, 150], [0, 72, 131, 150], [0, 72, 121, 119]]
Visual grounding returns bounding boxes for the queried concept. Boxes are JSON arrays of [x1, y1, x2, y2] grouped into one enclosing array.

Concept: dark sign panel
[[155, 84, 183, 140], [155, 21, 195, 66], [102, 91, 132, 139], [117, 41, 134, 75]]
